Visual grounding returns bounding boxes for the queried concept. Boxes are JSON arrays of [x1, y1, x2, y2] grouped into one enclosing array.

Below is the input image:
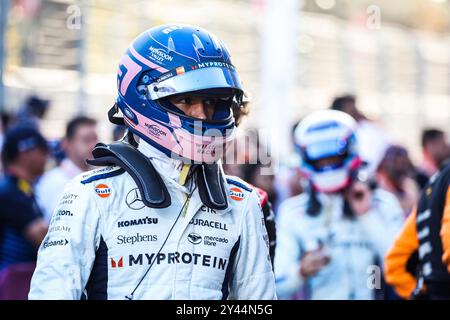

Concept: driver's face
[[168, 95, 216, 120]]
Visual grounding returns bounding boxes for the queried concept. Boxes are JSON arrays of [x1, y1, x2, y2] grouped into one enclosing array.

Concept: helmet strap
[[108, 104, 126, 126]]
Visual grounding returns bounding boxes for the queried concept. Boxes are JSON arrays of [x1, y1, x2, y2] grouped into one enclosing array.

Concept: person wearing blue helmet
[[29, 24, 276, 300], [274, 110, 404, 300]]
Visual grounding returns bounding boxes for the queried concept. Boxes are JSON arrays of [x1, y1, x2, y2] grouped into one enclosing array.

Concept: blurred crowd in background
[[0, 0, 449, 300], [0, 91, 448, 299]]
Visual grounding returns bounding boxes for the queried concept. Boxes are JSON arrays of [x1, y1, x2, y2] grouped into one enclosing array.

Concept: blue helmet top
[[116, 24, 244, 163]]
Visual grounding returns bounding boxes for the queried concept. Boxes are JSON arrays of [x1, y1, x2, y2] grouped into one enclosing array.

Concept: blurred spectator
[[417, 129, 450, 188], [275, 110, 404, 300], [385, 162, 450, 300], [241, 162, 277, 206], [36, 116, 98, 221], [15, 95, 50, 129], [376, 145, 420, 216], [331, 94, 391, 176], [0, 125, 49, 270]]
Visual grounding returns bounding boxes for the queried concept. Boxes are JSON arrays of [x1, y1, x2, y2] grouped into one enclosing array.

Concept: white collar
[[137, 141, 191, 193], [137, 140, 233, 212]]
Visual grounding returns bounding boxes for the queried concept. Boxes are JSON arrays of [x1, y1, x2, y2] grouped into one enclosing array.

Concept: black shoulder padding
[[197, 163, 228, 210], [86, 142, 171, 208]]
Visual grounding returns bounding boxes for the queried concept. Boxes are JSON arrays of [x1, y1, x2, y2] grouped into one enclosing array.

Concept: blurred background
[[0, 0, 449, 160]]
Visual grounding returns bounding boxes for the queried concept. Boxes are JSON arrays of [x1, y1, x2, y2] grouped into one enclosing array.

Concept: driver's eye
[[203, 98, 216, 106], [178, 97, 191, 105]]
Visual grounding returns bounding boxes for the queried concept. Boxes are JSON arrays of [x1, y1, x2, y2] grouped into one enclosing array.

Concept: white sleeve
[[357, 189, 405, 259], [29, 178, 101, 300], [273, 202, 304, 299], [228, 191, 277, 300]]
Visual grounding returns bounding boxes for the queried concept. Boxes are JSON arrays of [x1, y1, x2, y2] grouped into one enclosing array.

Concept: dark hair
[[26, 95, 50, 118], [1, 111, 13, 130], [421, 129, 444, 149], [330, 94, 356, 111], [65, 116, 97, 140], [2, 125, 48, 166]]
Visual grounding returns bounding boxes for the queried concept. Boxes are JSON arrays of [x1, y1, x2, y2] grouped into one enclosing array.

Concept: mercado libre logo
[[95, 184, 112, 198], [230, 187, 244, 201]]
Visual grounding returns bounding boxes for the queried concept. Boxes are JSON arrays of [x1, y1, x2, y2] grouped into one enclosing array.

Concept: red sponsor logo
[[230, 187, 244, 201], [95, 184, 111, 198], [111, 257, 123, 268]]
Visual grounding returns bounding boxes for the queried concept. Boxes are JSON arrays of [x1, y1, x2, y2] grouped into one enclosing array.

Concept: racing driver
[[28, 24, 276, 300]]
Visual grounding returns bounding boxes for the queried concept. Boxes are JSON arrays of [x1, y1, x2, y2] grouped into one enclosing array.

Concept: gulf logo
[[230, 187, 244, 201], [95, 184, 112, 198]]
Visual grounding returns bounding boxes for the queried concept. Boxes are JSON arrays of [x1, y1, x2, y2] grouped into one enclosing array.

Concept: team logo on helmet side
[[147, 46, 174, 64]]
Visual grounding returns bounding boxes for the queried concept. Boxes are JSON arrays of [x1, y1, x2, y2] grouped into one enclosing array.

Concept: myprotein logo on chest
[[110, 252, 228, 270]]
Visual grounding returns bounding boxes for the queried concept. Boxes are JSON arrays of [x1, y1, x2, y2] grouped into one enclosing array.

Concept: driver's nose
[[186, 98, 208, 120]]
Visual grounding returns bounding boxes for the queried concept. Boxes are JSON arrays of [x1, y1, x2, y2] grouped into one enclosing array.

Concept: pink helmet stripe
[[168, 113, 182, 128], [118, 55, 142, 96]]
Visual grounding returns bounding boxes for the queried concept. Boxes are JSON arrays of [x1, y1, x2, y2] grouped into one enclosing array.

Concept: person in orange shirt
[[384, 162, 450, 300]]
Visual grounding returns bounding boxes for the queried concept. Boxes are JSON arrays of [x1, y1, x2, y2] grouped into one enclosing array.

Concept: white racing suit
[[274, 190, 404, 300], [29, 142, 276, 300]]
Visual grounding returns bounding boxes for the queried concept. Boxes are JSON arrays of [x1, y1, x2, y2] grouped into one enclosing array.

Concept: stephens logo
[[230, 187, 244, 201], [95, 184, 111, 198], [117, 233, 157, 245], [187, 233, 202, 245], [148, 46, 173, 63], [145, 123, 167, 139]]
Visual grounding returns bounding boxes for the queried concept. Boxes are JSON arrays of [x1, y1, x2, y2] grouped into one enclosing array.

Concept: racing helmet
[[294, 110, 362, 193], [116, 24, 244, 163]]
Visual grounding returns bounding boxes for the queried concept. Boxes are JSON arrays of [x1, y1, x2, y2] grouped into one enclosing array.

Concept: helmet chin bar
[[96, 104, 229, 209]]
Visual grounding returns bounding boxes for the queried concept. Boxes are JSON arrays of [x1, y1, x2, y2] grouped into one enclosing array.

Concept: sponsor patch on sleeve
[[230, 187, 244, 201], [95, 184, 112, 198]]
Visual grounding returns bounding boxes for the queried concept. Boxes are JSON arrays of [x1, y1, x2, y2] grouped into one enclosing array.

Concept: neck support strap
[[86, 140, 228, 210]]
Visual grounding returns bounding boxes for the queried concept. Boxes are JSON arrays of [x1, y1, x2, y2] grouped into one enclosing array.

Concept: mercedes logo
[[125, 188, 145, 210]]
